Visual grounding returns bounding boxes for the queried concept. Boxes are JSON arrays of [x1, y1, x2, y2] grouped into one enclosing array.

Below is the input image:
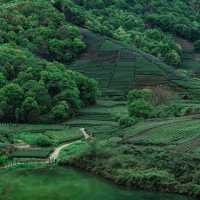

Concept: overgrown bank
[[58, 125, 200, 199]]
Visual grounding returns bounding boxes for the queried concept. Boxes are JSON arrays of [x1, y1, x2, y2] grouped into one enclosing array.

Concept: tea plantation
[[0, 0, 200, 199], [70, 29, 200, 100]]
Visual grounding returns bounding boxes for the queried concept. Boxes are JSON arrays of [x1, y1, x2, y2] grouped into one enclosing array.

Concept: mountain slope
[[69, 28, 199, 99]]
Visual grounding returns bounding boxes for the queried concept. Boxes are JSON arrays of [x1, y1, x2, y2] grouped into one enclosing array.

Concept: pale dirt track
[[0, 141, 80, 169], [49, 141, 77, 162], [1, 129, 92, 169]]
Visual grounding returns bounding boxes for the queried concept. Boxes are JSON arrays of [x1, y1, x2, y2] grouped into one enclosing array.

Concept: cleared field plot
[[0, 124, 82, 147], [11, 148, 53, 159], [97, 100, 126, 107], [14, 127, 82, 146], [67, 119, 117, 127], [135, 75, 168, 86], [43, 129, 82, 145]]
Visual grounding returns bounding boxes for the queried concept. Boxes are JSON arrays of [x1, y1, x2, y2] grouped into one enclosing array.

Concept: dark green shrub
[[128, 100, 153, 119], [128, 89, 153, 104], [0, 153, 8, 165], [194, 40, 200, 52], [36, 135, 53, 147], [164, 50, 181, 66], [128, 89, 154, 119], [51, 101, 70, 121]]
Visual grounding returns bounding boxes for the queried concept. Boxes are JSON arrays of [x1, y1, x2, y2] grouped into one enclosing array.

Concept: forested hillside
[[54, 0, 200, 66], [0, 0, 98, 123]]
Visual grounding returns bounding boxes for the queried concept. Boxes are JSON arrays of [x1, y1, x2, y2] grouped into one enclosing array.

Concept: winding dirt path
[[80, 128, 91, 140], [1, 128, 93, 169], [0, 140, 80, 169], [49, 141, 77, 162]]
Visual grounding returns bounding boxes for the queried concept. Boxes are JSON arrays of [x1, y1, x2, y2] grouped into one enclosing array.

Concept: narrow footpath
[[0, 128, 92, 169]]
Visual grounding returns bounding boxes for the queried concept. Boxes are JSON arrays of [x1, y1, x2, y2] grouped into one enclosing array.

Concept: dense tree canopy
[[0, 45, 98, 123], [0, 0, 86, 63], [0, 0, 98, 123]]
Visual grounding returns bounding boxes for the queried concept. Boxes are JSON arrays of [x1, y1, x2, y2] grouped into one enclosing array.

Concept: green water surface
[[0, 167, 192, 200]]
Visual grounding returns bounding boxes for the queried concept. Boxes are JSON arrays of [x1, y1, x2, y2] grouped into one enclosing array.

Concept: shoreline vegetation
[[0, 166, 191, 200], [58, 149, 199, 199]]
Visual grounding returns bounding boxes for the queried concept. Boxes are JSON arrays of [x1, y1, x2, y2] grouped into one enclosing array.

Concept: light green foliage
[[71, 72, 99, 106]]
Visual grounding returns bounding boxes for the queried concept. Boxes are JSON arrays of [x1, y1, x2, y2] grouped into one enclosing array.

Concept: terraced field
[[11, 148, 54, 159], [121, 115, 200, 151], [0, 124, 82, 160], [69, 29, 199, 99], [66, 100, 127, 138]]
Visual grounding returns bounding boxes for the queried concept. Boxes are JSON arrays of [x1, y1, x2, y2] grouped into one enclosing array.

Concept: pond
[[0, 167, 193, 200]]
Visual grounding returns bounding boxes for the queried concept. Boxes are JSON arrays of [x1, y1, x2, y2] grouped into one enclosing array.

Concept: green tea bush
[[128, 100, 153, 119], [118, 116, 137, 128], [128, 89, 153, 104]]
